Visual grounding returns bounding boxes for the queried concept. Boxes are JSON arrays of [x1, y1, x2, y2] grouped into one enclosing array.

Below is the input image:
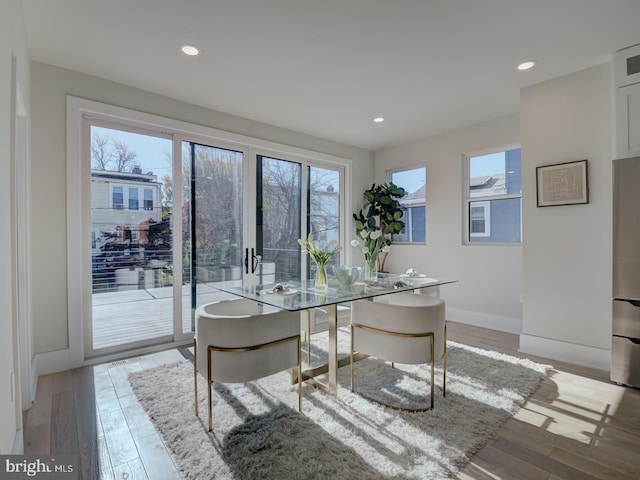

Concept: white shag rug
[[129, 332, 551, 479]]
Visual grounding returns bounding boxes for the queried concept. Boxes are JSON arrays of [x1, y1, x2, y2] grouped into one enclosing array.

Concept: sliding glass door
[[181, 142, 245, 334], [89, 123, 175, 355], [85, 119, 344, 359], [257, 155, 302, 284]]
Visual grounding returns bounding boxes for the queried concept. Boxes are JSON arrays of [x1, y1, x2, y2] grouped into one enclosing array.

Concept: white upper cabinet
[[615, 44, 640, 88], [615, 44, 640, 158], [616, 83, 640, 158]]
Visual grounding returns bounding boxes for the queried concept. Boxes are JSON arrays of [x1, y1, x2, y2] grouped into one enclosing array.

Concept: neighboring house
[[468, 149, 522, 244], [397, 185, 426, 243], [309, 184, 340, 244], [91, 168, 164, 291]]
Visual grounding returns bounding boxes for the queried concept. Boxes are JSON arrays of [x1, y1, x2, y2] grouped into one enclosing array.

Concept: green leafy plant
[[352, 182, 406, 273]]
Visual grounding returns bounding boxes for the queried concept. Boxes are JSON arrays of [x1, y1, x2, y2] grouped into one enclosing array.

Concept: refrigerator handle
[[614, 298, 640, 308]]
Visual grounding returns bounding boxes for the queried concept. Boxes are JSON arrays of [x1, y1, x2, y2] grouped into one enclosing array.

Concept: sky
[[470, 152, 505, 178], [92, 126, 172, 179]]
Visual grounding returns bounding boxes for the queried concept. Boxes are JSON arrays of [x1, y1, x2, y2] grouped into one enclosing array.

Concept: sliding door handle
[[251, 248, 259, 273], [244, 248, 249, 274]]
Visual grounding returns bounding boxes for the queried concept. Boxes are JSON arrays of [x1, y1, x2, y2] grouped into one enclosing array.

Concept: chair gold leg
[[307, 311, 311, 365], [207, 347, 213, 432], [298, 336, 302, 412], [429, 335, 435, 410], [350, 324, 354, 392], [194, 339, 198, 417], [443, 324, 447, 397]]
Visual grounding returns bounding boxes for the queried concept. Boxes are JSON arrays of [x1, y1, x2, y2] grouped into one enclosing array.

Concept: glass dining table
[[214, 274, 457, 396]]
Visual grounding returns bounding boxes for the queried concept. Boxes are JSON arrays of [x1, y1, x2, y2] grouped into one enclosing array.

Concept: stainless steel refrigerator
[[612, 156, 640, 387]]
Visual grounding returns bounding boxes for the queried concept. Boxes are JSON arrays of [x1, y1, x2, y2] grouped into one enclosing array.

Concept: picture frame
[[536, 159, 589, 207]]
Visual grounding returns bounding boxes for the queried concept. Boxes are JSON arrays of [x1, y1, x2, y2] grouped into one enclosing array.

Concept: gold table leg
[[327, 304, 338, 395]]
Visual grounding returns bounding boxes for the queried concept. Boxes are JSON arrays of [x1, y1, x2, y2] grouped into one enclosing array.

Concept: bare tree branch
[[112, 139, 138, 172], [91, 133, 112, 170]]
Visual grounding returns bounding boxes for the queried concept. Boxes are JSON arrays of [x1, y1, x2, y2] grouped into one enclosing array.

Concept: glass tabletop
[[213, 273, 458, 312]]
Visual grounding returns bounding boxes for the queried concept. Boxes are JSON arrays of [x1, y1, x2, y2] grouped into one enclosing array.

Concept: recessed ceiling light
[[180, 44, 201, 56], [516, 60, 536, 71], [373, 117, 385, 123]]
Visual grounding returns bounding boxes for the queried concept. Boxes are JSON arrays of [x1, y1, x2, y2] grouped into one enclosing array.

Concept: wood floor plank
[[78, 439, 99, 480], [99, 407, 140, 467], [72, 366, 99, 444], [474, 443, 549, 480], [22, 422, 50, 455], [549, 445, 638, 480], [113, 459, 149, 480], [26, 374, 53, 428], [96, 435, 115, 480], [51, 390, 79, 454], [490, 436, 602, 480], [134, 432, 181, 480]]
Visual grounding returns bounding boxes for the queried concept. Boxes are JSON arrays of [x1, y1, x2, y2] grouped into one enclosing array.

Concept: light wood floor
[[23, 322, 640, 479]]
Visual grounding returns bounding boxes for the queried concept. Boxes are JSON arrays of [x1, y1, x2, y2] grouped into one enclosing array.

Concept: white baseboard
[[519, 333, 611, 372], [33, 348, 72, 377], [446, 307, 522, 334]]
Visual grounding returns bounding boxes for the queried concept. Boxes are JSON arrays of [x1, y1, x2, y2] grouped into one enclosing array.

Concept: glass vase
[[314, 261, 328, 290], [364, 256, 378, 282]]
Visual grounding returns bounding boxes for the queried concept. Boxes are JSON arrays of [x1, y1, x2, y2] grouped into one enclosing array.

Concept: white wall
[[1, 0, 30, 454], [374, 114, 522, 333], [30, 62, 374, 366], [521, 64, 612, 370]]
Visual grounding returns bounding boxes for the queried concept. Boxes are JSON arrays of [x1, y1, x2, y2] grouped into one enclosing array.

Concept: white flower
[[359, 230, 368, 239], [370, 230, 382, 240], [381, 245, 390, 253], [350, 239, 360, 247]]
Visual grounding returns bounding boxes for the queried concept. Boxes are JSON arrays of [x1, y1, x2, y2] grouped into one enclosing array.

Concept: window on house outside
[[469, 201, 490, 237], [112, 186, 124, 210], [91, 230, 100, 249], [465, 147, 521, 244], [144, 189, 154, 211], [129, 187, 139, 210], [390, 166, 426, 243]]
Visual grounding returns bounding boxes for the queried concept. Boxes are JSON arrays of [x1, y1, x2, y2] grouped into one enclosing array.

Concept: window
[[464, 147, 521, 244], [91, 229, 100, 249], [469, 201, 490, 237], [128, 187, 139, 210], [112, 186, 124, 210], [390, 166, 426, 243], [144, 189, 154, 211]]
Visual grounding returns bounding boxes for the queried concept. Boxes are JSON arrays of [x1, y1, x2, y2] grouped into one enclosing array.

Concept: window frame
[[128, 187, 139, 210], [111, 185, 124, 210], [463, 144, 522, 246], [144, 188, 154, 211]]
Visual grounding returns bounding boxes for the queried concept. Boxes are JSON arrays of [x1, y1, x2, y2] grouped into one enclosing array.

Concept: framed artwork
[[536, 159, 589, 207]]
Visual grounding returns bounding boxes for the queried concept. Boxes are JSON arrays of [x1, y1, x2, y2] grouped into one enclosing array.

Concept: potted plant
[[298, 234, 341, 290], [352, 182, 406, 279]]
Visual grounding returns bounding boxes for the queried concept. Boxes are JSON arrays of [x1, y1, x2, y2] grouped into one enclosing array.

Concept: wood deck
[[91, 282, 238, 350]]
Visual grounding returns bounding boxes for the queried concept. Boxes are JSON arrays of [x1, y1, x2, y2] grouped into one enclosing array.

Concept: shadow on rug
[[129, 337, 551, 479]]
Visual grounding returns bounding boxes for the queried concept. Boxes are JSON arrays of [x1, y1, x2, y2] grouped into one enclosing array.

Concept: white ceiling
[[21, 0, 640, 151]]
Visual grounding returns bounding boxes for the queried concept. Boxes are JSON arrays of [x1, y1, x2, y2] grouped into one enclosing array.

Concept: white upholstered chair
[[194, 298, 302, 431], [350, 292, 446, 410]]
